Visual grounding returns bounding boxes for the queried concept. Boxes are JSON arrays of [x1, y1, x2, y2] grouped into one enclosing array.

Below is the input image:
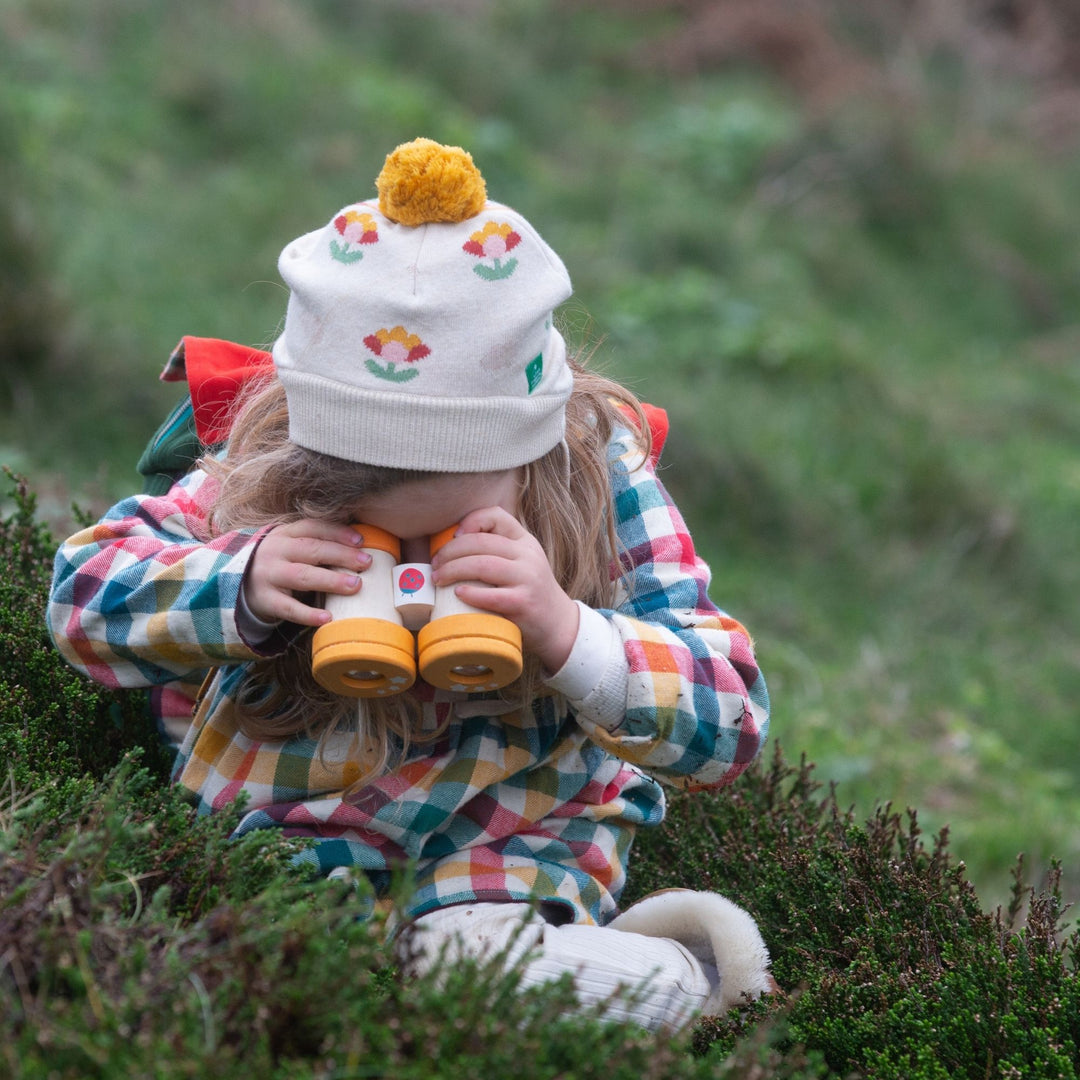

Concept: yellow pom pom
[[376, 138, 487, 226]]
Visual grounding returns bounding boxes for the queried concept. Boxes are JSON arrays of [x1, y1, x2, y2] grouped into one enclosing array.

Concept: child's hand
[[429, 507, 580, 673], [244, 520, 370, 627]]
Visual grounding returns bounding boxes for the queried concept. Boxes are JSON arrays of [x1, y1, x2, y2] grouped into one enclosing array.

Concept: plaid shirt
[[49, 427, 769, 924]]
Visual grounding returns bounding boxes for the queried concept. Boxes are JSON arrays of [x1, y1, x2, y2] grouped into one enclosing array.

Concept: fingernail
[[345, 574, 360, 587]]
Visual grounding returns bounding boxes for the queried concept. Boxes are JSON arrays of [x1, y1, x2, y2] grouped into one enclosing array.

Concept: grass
[[2, 0, 1079, 917]]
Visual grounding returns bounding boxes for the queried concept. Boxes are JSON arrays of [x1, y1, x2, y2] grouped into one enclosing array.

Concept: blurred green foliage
[[2, 0, 1079, 916]]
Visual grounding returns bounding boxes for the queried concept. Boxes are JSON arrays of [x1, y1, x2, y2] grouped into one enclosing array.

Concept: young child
[[48, 138, 773, 1030]]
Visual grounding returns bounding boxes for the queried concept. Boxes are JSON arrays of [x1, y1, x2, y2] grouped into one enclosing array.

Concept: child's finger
[[434, 553, 520, 589], [454, 505, 529, 539], [257, 590, 334, 628], [269, 562, 362, 597], [245, 562, 362, 625], [450, 582, 528, 617], [280, 535, 370, 572], [274, 518, 366, 548], [431, 530, 519, 571], [247, 523, 367, 624], [259, 523, 370, 574]]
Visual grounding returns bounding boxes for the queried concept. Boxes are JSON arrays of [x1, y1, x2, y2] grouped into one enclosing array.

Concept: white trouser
[[400, 891, 772, 1032]]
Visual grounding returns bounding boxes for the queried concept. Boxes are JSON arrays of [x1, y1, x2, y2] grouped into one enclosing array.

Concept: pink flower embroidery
[[463, 221, 521, 280], [330, 210, 379, 264], [363, 326, 430, 382]]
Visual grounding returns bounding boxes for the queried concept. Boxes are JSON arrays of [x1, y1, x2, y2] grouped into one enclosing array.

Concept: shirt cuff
[[543, 602, 629, 729], [235, 582, 280, 647]]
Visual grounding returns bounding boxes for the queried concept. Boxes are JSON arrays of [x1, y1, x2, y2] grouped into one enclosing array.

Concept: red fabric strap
[[172, 336, 273, 445], [640, 402, 669, 467]]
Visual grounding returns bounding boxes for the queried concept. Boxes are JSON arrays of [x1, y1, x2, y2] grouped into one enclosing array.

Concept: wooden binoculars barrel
[[311, 524, 523, 698]]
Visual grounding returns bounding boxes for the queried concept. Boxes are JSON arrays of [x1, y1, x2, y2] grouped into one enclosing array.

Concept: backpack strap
[[640, 402, 669, 467], [616, 401, 669, 468], [163, 336, 274, 444], [137, 337, 273, 495]]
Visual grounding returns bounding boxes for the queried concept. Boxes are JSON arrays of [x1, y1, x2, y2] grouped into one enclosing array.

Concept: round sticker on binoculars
[[398, 566, 427, 594], [394, 562, 436, 631]]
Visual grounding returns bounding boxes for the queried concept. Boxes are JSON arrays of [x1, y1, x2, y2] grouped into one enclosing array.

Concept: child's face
[[353, 468, 524, 562]]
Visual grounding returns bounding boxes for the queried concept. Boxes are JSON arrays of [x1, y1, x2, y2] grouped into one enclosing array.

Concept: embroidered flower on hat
[[330, 210, 379, 264], [464, 221, 521, 280], [362, 326, 431, 383]]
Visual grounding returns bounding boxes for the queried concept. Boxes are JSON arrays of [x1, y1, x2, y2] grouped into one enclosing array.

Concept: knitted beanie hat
[[272, 138, 574, 472]]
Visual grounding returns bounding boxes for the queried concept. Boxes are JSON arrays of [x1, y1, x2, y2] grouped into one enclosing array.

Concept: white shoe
[[609, 888, 775, 1014]]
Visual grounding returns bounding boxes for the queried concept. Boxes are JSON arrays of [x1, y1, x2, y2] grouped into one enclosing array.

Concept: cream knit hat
[[272, 138, 574, 472]]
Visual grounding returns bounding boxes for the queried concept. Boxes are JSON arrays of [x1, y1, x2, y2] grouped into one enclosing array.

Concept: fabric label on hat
[[463, 221, 521, 280], [330, 210, 379, 264], [526, 353, 543, 393], [363, 326, 431, 383]]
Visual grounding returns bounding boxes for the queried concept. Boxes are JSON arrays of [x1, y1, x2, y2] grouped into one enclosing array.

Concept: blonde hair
[[203, 356, 650, 779]]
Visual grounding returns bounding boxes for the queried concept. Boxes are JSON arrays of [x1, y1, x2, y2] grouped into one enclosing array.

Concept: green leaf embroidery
[[365, 358, 420, 383], [330, 240, 366, 265], [472, 257, 518, 281]]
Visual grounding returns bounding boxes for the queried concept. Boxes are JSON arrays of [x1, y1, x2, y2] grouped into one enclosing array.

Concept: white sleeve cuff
[[543, 602, 629, 729], [235, 583, 280, 646]]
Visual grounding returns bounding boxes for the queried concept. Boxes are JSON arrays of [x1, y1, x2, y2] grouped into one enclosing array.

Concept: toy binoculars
[[311, 524, 523, 698]]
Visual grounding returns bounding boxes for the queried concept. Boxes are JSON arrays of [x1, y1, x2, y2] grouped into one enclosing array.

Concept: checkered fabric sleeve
[[47, 467, 268, 689], [570, 427, 770, 791]]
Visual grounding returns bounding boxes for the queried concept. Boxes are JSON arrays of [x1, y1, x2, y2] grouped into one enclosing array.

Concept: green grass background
[[2, 0, 1078, 910]]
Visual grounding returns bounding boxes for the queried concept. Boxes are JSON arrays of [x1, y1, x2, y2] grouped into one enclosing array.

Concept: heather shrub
[[0, 472, 173, 801], [628, 753, 1080, 1076], [2, 476, 1077, 1077], [1, 765, 739, 1079]]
